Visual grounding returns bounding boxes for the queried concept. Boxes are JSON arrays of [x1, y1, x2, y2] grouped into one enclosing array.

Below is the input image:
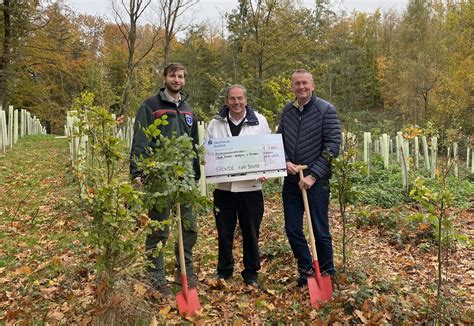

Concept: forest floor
[[0, 135, 473, 324]]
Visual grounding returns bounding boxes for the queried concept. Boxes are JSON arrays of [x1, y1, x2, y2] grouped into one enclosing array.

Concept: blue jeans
[[282, 179, 335, 276]]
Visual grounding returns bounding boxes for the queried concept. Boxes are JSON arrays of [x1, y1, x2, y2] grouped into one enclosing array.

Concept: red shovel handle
[[176, 204, 188, 299]]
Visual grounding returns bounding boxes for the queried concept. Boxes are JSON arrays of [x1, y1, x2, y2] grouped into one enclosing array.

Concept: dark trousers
[[282, 179, 335, 276], [146, 203, 197, 287], [213, 189, 264, 281]]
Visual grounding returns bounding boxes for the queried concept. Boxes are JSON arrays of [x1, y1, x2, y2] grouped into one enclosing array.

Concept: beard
[[164, 81, 183, 94]]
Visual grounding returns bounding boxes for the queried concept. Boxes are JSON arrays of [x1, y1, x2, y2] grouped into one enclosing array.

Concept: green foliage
[[333, 133, 367, 207], [333, 131, 366, 270], [340, 111, 403, 137], [380, 0, 441, 122], [413, 174, 473, 209], [4, 0, 472, 138], [431, 1, 474, 136], [409, 176, 470, 249], [174, 24, 229, 121], [355, 208, 438, 249], [71, 92, 145, 288], [350, 158, 407, 208], [409, 162, 468, 316], [84, 182, 144, 277], [137, 116, 208, 214], [262, 178, 282, 199], [257, 76, 292, 128], [2, 132, 472, 323], [355, 208, 400, 231]]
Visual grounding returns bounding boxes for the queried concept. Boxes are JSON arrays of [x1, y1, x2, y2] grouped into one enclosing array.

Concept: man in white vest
[[205, 84, 270, 288]]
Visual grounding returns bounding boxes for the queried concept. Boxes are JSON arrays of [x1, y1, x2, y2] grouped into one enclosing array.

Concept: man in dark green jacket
[[130, 63, 200, 297]]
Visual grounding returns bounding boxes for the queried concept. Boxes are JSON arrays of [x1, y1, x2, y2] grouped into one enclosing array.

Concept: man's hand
[[257, 176, 268, 182], [286, 161, 299, 175], [299, 175, 316, 190]]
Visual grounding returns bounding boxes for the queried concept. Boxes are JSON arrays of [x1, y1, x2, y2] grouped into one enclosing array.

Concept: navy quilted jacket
[[277, 95, 341, 183]]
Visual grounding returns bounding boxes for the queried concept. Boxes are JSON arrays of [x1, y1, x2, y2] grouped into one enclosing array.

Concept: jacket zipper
[[294, 110, 302, 163]]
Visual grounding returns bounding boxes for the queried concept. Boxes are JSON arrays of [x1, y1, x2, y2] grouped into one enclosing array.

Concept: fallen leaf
[[354, 309, 367, 323], [134, 283, 147, 297], [370, 312, 385, 323], [362, 299, 370, 312], [159, 305, 171, 316], [81, 316, 92, 326], [150, 316, 159, 326], [41, 286, 59, 296], [15, 265, 32, 275], [48, 310, 64, 321], [4, 308, 20, 321]]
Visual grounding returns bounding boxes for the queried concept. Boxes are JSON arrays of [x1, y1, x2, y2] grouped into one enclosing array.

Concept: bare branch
[[136, 0, 153, 19], [132, 27, 162, 69], [112, 1, 130, 43]]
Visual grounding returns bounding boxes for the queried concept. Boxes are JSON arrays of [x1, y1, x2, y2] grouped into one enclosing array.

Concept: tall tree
[[226, 0, 312, 122], [351, 11, 383, 110], [432, 1, 474, 135], [0, 0, 12, 108], [0, 0, 39, 108], [111, 0, 160, 115], [159, 0, 198, 68], [227, 0, 287, 81], [324, 17, 366, 110], [376, 9, 401, 113], [173, 23, 228, 120], [72, 14, 116, 109], [300, 0, 336, 101], [11, 2, 90, 133], [383, 0, 441, 123]]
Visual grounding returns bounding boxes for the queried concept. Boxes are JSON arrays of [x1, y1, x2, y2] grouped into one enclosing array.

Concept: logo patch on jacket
[[185, 114, 193, 126]]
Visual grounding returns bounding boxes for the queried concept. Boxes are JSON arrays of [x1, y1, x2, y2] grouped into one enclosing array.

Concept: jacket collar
[[157, 87, 188, 106], [216, 106, 259, 125], [292, 95, 316, 111]]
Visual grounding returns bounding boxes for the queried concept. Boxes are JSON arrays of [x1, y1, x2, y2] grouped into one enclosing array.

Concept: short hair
[[291, 69, 314, 83], [163, 63, 187, 77], [226, 84, 247, 99]]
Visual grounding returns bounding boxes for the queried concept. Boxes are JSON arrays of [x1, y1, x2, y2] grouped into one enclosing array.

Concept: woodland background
[[0, 0, 473, 324], [0, 0, 472, 137]]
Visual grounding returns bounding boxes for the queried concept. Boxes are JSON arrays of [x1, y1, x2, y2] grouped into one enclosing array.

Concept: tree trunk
[[436, 206, 444, 315], [161, 0, 198, 69], [121, 20, 136, 117], [113, 0, 158, 116], [0, 0, 12, 108], [423, 89, 428, 121], [163, 37, 170, 68]]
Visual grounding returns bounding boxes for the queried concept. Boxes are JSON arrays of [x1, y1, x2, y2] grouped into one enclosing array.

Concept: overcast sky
[[67, 0, 409, 25]]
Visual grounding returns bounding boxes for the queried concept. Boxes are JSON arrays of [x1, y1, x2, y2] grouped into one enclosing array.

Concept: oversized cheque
[[204, 134, 287, 183]]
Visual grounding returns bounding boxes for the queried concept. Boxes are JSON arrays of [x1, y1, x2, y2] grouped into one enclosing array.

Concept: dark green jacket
[[129, 88, 201, 180]]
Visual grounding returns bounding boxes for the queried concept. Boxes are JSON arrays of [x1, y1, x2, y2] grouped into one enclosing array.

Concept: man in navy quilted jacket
[[277, 69, 341, 287]]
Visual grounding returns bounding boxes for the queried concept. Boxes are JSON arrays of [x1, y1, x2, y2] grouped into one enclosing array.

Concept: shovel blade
[[307, 274, 332, 308], [176, 287, 200, 316]]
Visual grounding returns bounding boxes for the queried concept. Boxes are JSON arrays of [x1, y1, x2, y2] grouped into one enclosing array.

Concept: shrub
[[71, 92, 146, 323]]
